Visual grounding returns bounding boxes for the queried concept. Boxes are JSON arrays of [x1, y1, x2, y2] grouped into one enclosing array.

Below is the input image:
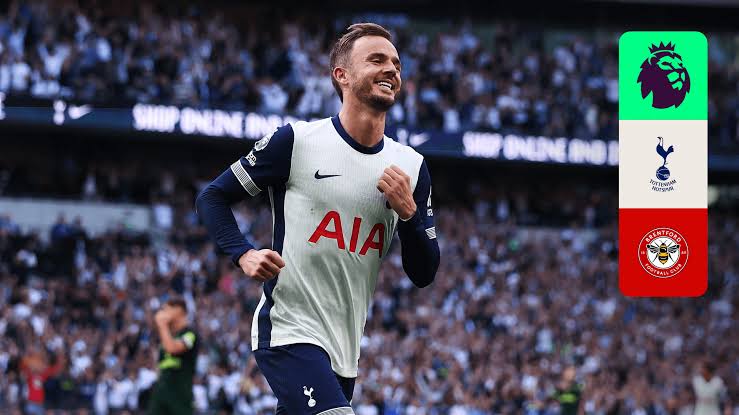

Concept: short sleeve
[[181, 331, 196, 350], [230, 124, 294, 196]]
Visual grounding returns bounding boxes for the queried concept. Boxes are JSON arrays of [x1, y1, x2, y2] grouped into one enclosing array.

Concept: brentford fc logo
[[638, 227, 689, 278]]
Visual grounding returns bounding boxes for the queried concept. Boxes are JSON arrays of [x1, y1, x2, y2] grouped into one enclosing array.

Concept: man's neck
[[338, 101, 386, 148]]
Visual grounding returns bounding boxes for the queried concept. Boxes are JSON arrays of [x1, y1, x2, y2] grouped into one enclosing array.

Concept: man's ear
[[333, 66, 349, 87]]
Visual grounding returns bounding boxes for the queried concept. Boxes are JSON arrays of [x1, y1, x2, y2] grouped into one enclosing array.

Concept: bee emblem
[[638, 228, 689, 279], [647, 242, 679, 265]]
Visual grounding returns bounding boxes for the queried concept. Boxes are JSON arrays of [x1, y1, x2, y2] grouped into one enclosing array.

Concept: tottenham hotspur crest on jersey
[[303, 386, 316, 408]]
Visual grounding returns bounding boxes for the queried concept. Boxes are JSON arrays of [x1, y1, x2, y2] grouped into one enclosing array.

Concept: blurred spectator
[[692, 362, 728, 415], [19, 348, 65, 415]]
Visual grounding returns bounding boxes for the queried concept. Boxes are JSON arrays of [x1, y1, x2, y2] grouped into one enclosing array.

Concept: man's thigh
[[254, 343, 355, 415], [147, 386, 192, 415]]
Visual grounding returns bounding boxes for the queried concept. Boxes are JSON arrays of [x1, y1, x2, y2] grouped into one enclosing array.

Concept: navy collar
[[331, 115, 384, 154]]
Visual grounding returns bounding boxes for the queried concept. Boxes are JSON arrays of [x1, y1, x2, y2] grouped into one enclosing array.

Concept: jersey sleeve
[[196, 124, 294, 265], [180, 331, 196, 350], [229, 124, 295, 196], [397, 159, 440, 287]]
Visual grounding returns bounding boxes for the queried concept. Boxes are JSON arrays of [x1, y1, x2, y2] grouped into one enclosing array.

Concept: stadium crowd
[[0, 178, 736, 414], [0, 0, 738, 148]]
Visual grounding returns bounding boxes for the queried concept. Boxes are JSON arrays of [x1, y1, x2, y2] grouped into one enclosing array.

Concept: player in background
[[196, 22, 440, 414], [692, 361, 729, 415], [148, 298, 199, 415], [552, 366, 584, 415]]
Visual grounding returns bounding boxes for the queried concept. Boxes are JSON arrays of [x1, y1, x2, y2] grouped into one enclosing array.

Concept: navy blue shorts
[[254, 343, 355, 415]]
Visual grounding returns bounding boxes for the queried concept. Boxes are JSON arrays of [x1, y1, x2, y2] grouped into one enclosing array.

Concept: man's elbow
[[411, 273, 435, 288], [195, 186, 208, 208], [409, 252, 440, 288], [195, 185, 217, 218]]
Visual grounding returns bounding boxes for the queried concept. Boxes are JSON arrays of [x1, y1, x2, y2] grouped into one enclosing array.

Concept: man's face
[[163, 305, 185, 327], [345, 36, 402, 112], [563, 367, 576, 382]]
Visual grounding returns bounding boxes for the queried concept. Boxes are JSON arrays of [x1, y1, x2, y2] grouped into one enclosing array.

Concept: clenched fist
[[238, 249, 286, 282], [154, 309, 172, 327], [377, 165, 416, 221]]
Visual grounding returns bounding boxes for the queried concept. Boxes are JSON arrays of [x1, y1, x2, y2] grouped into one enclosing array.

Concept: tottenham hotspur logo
[[638, 227, 689, 278], [649, 136, 676, 192], [303, 386, 316, 408]]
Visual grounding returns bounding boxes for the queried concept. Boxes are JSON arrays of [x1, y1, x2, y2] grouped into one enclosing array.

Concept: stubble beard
[[353, 77, 395, 112]]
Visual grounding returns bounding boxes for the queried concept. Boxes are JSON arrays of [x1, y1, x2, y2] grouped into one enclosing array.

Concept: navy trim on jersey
[[397, 159, 439, 288], [258, 184, 287, 348], [259, 277, 278, 348], [270, 185, 287, 255], [331, 116, 384, 154]]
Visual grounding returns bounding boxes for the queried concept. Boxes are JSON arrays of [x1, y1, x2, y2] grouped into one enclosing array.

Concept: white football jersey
[[229, 116, 434, 377], [692, 375, 726, 415]]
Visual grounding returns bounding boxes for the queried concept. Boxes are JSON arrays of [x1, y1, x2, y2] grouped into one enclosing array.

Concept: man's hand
[[377, 165, 416, 220], [238, 249, 285, 282], [154, 309, 172, 327]]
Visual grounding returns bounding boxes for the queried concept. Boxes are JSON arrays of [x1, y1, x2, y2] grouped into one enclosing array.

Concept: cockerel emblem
[[655, 136, 675, 181]]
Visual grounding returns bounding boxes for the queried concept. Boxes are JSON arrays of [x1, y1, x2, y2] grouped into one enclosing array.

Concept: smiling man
[[196, 23, 440, 415]]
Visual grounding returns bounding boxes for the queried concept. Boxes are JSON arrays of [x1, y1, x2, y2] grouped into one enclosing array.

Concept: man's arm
[[43, 353, 66, 378], [195, 168, 256, 265], [195, 125, 293, 280], [380, 160, 440, 287], [154, 310, 188, 355]]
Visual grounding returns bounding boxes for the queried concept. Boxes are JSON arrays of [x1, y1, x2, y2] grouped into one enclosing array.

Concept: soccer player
[[148, 298, 199, 415], [552, 366, 583, 415], [196, 22, 440, 415]]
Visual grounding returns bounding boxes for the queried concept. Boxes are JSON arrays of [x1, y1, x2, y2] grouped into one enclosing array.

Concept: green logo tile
[[619, 31, 706, 120]]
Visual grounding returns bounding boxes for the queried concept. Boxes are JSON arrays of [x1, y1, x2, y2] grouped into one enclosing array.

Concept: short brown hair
[[166, 297, 187, 313], [329, 23, 393, 102]]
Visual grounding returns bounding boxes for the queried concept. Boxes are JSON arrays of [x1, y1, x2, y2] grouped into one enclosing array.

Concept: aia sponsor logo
[[309, 211, 385, 257], [638, 227, 689, 278]]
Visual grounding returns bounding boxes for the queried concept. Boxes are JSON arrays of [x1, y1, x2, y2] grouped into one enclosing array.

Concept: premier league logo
[[649, 136, 676, 192], [254, 131, 273, 152], [637, 42, 690, 109], [638, 227, 689, 278], [244, 131, 274, 167]]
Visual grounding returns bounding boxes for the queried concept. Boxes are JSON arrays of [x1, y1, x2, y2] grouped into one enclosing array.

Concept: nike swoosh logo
[[315, 170, 341, 180]]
